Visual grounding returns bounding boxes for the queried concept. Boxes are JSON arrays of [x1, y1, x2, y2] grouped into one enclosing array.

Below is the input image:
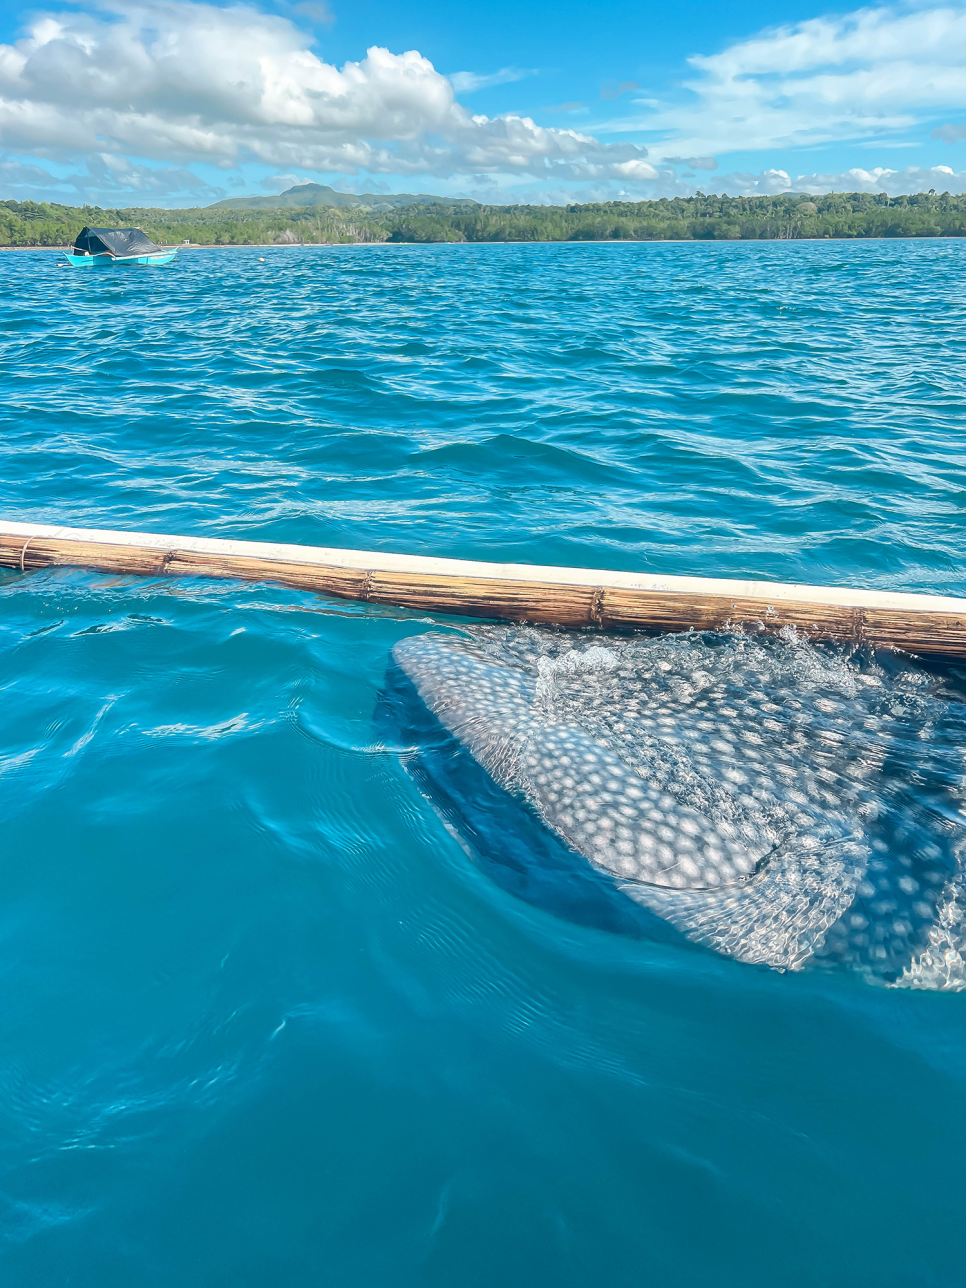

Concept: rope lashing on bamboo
[[19, 537, 36, 573]]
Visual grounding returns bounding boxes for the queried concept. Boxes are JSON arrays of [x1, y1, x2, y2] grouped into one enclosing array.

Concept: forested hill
[[4, 190, 966, 246], [209, 181, 481, 210]]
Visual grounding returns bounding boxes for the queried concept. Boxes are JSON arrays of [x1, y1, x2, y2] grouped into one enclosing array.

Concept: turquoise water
[[2, 241, 966, 1285]]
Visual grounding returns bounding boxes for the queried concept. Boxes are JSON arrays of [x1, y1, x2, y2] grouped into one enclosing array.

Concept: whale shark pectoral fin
[[514, 721, 766, 891], [393, 631, 766, 893], [378, 651, 674, 938], [623, 836, 869, 971], [392, 633, 534, 776]]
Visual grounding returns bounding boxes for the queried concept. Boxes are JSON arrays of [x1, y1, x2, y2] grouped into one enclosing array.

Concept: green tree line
[[4, 190, 966, 246]]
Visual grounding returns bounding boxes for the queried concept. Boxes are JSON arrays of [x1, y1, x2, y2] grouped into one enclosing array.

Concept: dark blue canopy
[[73, 227, 161, 257]]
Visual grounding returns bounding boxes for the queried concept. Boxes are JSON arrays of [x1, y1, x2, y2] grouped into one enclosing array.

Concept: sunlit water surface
[[2, 241, 966, 1286]]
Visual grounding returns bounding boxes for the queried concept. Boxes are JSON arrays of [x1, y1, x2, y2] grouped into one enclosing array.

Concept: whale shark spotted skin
[[391, 625, 966, 986]]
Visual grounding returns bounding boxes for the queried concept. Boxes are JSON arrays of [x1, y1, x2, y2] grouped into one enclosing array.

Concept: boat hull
[[65, 250, 178, 267]]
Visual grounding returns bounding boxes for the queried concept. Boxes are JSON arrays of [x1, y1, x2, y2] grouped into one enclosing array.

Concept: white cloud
[[599, 80, 639, 102], [932, 122, 966, 141], [485, 161, 966, 206], [87, 152, 210, 191], [775, 162, 965, 195], [607, 3, 966, 160], [675, 161, 966, 197], [291, 1, 334, 24], [665, 155, 718, 170], [0, 152, 222, 201], [449, 67, 531, 93], [6, 0, 961, 205], [0, 1, 653, 190]]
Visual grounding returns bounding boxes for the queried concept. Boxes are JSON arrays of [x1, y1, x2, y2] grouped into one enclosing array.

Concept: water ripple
[[2, 242, 965, 592], [2, 243, 966, 1286]]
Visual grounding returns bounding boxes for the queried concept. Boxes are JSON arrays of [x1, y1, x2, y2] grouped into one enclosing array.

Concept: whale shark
[[387, 624, 966, 988]]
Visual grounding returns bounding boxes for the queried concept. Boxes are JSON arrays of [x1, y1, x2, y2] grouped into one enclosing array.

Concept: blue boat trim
[[65, 250, 178, 267]]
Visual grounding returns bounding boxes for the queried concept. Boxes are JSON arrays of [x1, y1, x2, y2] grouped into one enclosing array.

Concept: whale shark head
[[388, 624, 966, 987]]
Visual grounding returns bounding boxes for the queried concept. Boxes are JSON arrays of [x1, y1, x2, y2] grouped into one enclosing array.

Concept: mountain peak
[[209, 183, 478, 211]]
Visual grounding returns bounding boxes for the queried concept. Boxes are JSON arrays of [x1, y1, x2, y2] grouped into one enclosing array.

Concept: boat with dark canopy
[[65, 227, 177, 267]]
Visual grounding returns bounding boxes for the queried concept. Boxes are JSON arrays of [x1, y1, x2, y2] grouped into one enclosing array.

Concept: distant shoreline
[[5, 190, 965, 247], [4, 236, 966, 250]]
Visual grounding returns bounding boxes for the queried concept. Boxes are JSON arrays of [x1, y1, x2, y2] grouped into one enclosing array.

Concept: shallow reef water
[[2, 242, 966, 1286]]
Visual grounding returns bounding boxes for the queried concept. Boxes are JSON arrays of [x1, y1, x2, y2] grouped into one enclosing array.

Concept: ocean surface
[[2, 239, 966, 1286]]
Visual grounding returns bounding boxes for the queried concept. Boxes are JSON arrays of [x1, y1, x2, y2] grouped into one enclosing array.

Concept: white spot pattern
[[392, 625, 966, 982]]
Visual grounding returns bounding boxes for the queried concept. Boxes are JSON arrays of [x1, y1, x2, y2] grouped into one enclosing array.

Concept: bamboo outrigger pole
[[2, 520, 966, 657]]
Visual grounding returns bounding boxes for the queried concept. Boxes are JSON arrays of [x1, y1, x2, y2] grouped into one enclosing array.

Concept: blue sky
[[3, 0, 966, 206]]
